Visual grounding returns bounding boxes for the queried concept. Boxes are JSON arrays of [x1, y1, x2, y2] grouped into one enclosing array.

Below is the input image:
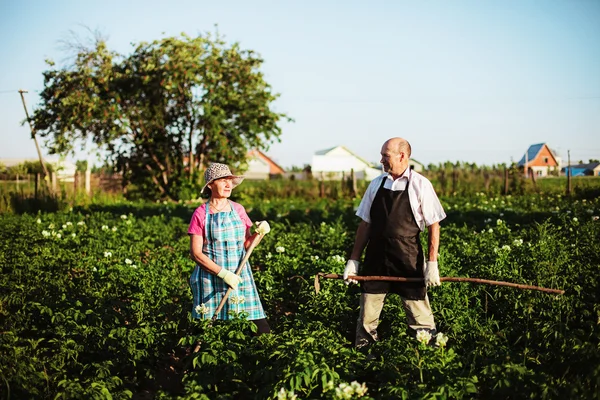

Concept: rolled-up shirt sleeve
[[188, 206, 206, 237], [355, 176, 383, 223], [416, 178, 446, 228]]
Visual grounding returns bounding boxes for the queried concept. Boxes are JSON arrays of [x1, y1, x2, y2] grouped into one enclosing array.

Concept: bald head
[[384, 137, 411, 158], [380, 137, 411, 179]]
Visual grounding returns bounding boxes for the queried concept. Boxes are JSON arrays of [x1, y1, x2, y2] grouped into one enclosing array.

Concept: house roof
[[314, 146, 338, 156], [247, 149, 285, 174], [517, 143, 559, 166], [314, 145, 375, 167], [562, 162, 600, 170]]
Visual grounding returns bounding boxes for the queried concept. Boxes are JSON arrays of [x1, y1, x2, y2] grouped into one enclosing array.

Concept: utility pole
[[566, 150, 572, 196], [18, 89, 50, 182]]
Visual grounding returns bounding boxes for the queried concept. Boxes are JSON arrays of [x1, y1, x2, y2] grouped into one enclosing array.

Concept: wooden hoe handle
[[212, 233, 265, 321], [314, 273, 565, 295]]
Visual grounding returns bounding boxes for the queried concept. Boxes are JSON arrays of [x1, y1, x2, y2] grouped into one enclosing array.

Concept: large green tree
[[32, 31, 290, 199]]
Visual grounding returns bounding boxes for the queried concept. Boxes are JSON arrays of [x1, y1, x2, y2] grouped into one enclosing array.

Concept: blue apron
[[190, 202, 266, 320]]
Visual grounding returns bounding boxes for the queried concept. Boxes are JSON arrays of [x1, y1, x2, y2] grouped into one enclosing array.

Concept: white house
[[409, 159, 425, 173], [517, 143, 561, 178], [311, 146, 382, 181]]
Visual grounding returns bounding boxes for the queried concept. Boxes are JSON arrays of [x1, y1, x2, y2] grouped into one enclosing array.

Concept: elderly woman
[[188, 163, 271, 334]]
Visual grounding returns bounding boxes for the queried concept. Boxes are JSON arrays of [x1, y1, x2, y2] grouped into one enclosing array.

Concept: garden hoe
[[313, 273, 565, 295], [212, 231, 266, 321]]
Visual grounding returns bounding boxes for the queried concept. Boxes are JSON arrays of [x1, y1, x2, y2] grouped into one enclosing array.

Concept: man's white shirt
[[355, 168, 446, 231]]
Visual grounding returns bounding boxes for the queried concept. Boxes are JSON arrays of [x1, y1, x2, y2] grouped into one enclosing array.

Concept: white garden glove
[[424, 261, 441, 287], [343, 260, 359, 285], [255, 220, 271, 235], [217, 268, 243, 290]]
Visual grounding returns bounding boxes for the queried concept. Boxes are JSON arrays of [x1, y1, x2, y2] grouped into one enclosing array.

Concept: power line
[[0, 89, 41, 94]]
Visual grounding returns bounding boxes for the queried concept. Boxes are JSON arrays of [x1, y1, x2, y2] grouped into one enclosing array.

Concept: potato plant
[[1, 193, 599, 399]]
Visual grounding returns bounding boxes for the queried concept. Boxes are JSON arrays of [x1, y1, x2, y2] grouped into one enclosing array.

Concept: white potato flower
[[416, 330, 432, 345], [334, 381, 368, 399], [435, 332, 449, 347], [277, 387, 297, 400], [195, 303, 209, 315]]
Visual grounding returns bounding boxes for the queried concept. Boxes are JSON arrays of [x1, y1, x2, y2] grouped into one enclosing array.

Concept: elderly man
[[344, 137, 446, 347]]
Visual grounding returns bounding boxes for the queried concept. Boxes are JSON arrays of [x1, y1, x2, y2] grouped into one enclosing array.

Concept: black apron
[[361, 176, 426, 300]]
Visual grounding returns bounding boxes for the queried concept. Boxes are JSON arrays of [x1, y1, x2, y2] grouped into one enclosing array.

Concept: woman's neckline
[[208, 200, 231, 214]]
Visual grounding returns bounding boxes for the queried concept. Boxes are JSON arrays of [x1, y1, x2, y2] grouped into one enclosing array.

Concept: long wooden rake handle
[[211, 232, 265, 321], [314, 273, 565, 295]]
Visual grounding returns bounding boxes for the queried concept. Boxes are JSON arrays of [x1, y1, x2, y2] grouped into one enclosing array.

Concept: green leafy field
[[1, 194, 599, 399]]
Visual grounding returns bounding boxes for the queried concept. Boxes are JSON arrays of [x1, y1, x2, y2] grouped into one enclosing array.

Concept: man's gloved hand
[[343, 260, 360, 285], [217, 268, 243, 290], [424, 261, 441, 287], [255, 220, 271, 235]]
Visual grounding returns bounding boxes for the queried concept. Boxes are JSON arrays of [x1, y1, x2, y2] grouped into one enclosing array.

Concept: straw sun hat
[[202, 163, 244, 194]]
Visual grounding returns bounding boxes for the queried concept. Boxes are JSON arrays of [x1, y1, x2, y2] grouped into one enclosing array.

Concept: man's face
[[380, 142, 404, 176]]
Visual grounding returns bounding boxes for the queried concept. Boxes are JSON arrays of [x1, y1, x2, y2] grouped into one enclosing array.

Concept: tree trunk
[[188, 127, 194, 177]]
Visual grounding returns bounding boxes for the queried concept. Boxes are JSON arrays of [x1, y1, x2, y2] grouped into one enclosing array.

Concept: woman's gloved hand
[[217, 268, 243, 290], [255, 220, 271, 235]]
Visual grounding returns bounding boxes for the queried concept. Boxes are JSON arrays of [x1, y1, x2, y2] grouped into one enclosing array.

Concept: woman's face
[[208, 177, 234, 198]]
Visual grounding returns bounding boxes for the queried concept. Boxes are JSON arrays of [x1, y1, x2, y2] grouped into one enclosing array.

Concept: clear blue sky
[[1, 0, 599, 168]]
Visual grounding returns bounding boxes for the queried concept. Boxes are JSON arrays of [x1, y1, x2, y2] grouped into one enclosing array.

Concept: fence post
[[439, 170, 447, 196], [74, 172, 79, 193], [51, 172, 57, 193], [85, 169, 91, 196], [503, 167, 509, 195], [35, 173, 39, 199], [530, 168, 537, 192], [484, 169, 491, 192], [452, 167, 458, 195], [319, 172, 325, 198]]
